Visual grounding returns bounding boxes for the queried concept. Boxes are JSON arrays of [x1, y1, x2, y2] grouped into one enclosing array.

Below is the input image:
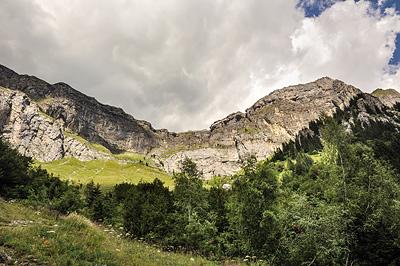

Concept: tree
[[84, 181, 105, 222], [52, 184, 84, 215], [173, 157, 208, 222], [123, 178, 173, 241], [224, 157, 279, 257], [0, 137, 33, 198]]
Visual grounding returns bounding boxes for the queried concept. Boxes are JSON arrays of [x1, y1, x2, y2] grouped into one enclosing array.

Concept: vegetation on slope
[[0, 200, 217, 265], [38, 157, 173, 190], [1, 92, 400, 265]]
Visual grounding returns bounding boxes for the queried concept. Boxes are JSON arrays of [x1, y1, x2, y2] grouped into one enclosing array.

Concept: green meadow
[[37, 156, 173, 191]]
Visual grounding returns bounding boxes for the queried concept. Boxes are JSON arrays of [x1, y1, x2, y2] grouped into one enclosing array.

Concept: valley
[[1, 63, 400, 264]]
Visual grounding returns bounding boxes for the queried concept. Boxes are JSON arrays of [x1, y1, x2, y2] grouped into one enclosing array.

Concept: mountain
[[155, 77, 363, 177], [0, 64, 399, 178]]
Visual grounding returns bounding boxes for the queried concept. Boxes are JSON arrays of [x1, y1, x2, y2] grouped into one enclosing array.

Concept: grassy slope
[[0, 200, 217, 266], [34, 115, 174, 190], [38, 157, 174, 191]]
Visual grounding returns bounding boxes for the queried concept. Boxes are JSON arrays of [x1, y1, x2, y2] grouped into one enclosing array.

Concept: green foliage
[[173, 158, 208, 223], [3, 96, 400, 264], [0, 136, 84, 215], [224, 156, 279, 258], [123, 178, 173, 241], [0, 137, 33, 198], [52, 185, 84, 215]]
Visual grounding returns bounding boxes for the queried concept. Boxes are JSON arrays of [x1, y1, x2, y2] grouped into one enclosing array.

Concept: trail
[[87, 162, 105, 180]]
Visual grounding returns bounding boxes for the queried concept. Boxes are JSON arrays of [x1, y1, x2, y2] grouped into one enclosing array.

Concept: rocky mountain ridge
[[0, 64, 399, 178]]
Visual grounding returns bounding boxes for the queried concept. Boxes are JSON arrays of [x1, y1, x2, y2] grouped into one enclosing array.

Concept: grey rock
[[155, 77, 363, 178], [1, 64, 400, 180], [372, 88, 400, 107], [222, 184, 232, 190], [0, 87, 110, 162]]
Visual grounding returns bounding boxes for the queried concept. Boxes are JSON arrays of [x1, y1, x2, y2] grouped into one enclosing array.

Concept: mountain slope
[[0, 86, 111, 161], [1, 64, 399, 179], [0, 65, 161, 154], [155, 77, 363, 177]]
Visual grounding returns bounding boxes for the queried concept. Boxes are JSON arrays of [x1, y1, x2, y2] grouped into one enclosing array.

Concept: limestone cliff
[[0, 87, 111, 161], [154, 77, 363, 178], [0, 65, 162, 154], [371, 88, 400, 107], [1, 64, 399, 179]]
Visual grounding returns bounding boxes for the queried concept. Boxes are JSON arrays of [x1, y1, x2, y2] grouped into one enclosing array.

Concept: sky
[[1, 0, 400, 132]]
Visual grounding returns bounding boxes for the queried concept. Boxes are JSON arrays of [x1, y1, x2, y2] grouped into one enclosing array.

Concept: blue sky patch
[[297, 0, 345, 17], [389, 33, 400, 66], [298, 0, 400, 66]]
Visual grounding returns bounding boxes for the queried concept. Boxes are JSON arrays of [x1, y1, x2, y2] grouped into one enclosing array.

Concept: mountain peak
[[372, 88, 400, 107]]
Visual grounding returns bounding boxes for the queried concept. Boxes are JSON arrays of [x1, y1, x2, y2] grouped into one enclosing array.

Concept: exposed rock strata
[[0, 65, 162, 154], [372, 88, 400, 107], [153, 77, 363, 178], [1, 64, 400, 179], [0, 87, 111, 161]]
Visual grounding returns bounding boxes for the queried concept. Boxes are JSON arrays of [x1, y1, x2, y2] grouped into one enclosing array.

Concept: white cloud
[[288, 0, 400, 91], [0, 0, 400, 132], [378, 0, 387, 6]]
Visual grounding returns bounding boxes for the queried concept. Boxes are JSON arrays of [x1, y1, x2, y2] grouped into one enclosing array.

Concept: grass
[[160, 145, 228, 158], [37, 158, 174, 191], [239, 128, 258, 135], [0, 200, 218, 266], [114, 151, 150, 163], [372, 88, 399, 96], [36, 130, 174, 190], [63, 131, 112, 154]]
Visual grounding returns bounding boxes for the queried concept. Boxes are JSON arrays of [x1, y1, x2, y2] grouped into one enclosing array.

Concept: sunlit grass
[[37, 158, 174, 191], [0, 201, 217, 266]]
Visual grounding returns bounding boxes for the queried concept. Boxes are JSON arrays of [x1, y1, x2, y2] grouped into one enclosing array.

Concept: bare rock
[[372, 88, 400, 107], [0, 87, 110, 162]]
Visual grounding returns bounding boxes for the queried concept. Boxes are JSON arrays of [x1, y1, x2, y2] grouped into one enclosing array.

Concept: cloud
[[289, 0, 400, 91], [0, 0, 400, 132]]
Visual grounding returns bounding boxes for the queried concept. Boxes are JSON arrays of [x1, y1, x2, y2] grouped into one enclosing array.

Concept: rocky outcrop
[[0, 87, 111, 161], [154, 77, 362, 178], [0, 65, 162, 154], [1, 64, 399, 179], [371, 88, 400, 107]]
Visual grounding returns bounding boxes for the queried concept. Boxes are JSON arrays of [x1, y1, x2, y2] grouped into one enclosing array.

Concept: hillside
[[1, 86, 400, 264], [1, 64, 400, 179], [0, 200, 217, 266], [38, 157, 173, 190]]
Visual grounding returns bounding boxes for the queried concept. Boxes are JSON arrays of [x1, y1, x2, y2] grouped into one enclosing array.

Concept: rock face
[[153, 77, 363, 178], [1, 64, 399, 178], [0, 87, 111, 161], [371, 88, 400, 107], [0, 65, 162, 154]]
